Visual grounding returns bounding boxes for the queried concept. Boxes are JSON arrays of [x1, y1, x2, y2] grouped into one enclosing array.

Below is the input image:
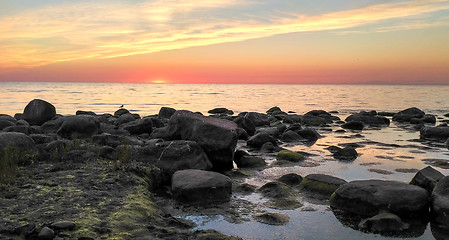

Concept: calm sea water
[[0, 82, 448, 117], [1, 82, 449, 240]]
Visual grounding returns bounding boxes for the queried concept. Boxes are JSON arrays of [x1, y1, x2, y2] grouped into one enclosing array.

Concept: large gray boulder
[[431, 176, 449, 228], [244, 112, 270, 127], [22, 99, 56, 125], [330, 180, 429, 217], [410, 166, 444, 192], [0, 119, 15, 130], [393, 107, 425, 123], [171, 169, 232, 204], [57, 115, 101, 139], [164, 110, 238, 170], [420, 126, 449, 142], [0, 132, 36, 150], [247, 133, 276, 149]]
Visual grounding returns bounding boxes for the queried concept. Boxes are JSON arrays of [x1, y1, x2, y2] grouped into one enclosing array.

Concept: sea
[[1, 82, 449, 240]]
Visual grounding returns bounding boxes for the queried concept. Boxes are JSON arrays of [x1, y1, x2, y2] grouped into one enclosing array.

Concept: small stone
[[50, 221, 76, 230], [254, 212, 290, 225], [38, 227, 54, 240]]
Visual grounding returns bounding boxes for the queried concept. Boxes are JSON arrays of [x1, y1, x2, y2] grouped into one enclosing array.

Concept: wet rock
[[330, 180, 429, 217], [235, 127, 249, 140], [278, 173, 303, 186], [297, 128, 321, 141], [301, 115, 328, 126], [420, 126, 449, 142], [431, 222, 449, 240], [234, 183, 256, 194], [233, 116, 256, 136], [260, 142, 276, 153], [50, 221, 76, 230], [120, 117, 153, 135], [234, 155, 266, 168], [345, 113, 389, 127], [281, 130, 303, 142], [114, 108, 129, 117], [276, 150, 304, 162], [153, 140, 213, 177], [423, 114, 437, 124], [359, 212, 409, 232], [22, 99, 56, 125], [410, 166, 444, 192], [255, 127, 280, 138], [431, 176, 449, 228], [193, 229, 242, 240], [158, 107, 177, 119], [208, 107, 234, 115], [333, 146, 358, 161], [0, 119, 14, 130], [171, 169, 232, 204], [164, 110, 238, 170], [254, 212, 290, 226], [393, 107, 425, 123], [247, 133, 276, 149], [37, 226, 54, 240], [258, 181, 290, 198], [244, 112, 270, 127], [301, 174, 347, 196], [57, 115, 101, 139], [342, 121, 364, 130]]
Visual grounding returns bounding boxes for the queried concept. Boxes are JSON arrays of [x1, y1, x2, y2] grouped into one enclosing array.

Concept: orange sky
[[1, 0, 449, 84]]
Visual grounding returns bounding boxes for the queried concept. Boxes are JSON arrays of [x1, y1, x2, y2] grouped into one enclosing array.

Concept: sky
[[0, 0, 448, 84]]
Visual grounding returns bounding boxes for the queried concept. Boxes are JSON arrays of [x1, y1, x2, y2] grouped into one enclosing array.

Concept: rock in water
[[164, 110, 238, 170], [330, 180, 429, 217], [420, 126, 449, 142], [393, 107, 425, 123], [57, 115, 101, 139], [410, 166, 444, 192], [300, 174, 347, 196], [359, 212, 409, 232], [22, 99, 56, 125], [171, 169, 232, 204], [333, 146, 358, 161], [431, 176, 449, 228], [253, 212, 290, 225]]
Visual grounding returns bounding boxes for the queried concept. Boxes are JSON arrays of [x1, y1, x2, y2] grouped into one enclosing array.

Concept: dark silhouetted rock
[[76, 110, 96, 116], [258, 181, 290, 198], [114, 113, 136, 125], [37, 226, 54, 240], [164, 110, 237, 170], [420, 126, 449, 141], [158, 107, 176, 119], [410, 166, 444, 192], [422, 114, 436, 124], [333, 146, 358, 161], [330, 180, 429, 217], [247, 133, 276, 149], [2, 125, 41, 135], [281, 130, 303, 142], [301, 115, 328, 126], [171, 169, 232, 204], [114, 108, 129, 117], [278, 173, 303, 186], [244, 112, 270, 127], [57, 115, 101, 139], [234, 155, 266, 168], [0, 114, 17, 123], [0, 119, 14, 130], [342, 121, 364, 130], [22, 99, 56, 125], [359, 212, 409, 233], [50, 221, 76, 230], [431, 176, 449, 228], [208, 107, 234, 115], [297, 128, 321, 141], [234, 116, 256, 136], [0, 132, 36, 151], [121, 117, 153, 135], [345, 113, 389, 126], [301, 174, 347, 196], [393, 107, 425, 123]]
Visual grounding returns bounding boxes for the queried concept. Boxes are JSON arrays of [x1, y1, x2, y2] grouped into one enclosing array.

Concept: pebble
[[38, 226, 54, 240]]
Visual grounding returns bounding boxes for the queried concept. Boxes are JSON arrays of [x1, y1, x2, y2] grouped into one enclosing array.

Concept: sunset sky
[[1, 0, 448, 84]]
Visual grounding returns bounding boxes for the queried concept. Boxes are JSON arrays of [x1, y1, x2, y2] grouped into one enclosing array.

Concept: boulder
[[253, 212, 290, 226], [158, 107, 177, 119], [22, 99, 56, 125], [333, 146, 358, 161], [57, 115, 101, 139], [2, 125, 41, 135], [342, 121, 364, 130], [164, 110, 238, 170], [234, 116, 256, 136], [301, 174, 347, 196], [114, 113, 136, 125], [247, 133, 276, 149], [297, 128, 321, 141], [120, 117, 153, 135], [244, 112, 270, 127], [76, 110, 96, 116], [422, 114, 436, 124], [359, 212, 409, 233], [281, 130, 303, 142], [171, 169, 232, 204], [410, 166, 444, 192], [345, 114, 389, 127], [114, 108, 129, 117], [37, 226, 54, 240], [393, 107, 425, 123], [0, 119, 14, 130], [0, 132, 36, 150], [92, 133, 144, 148], [301, 115, 328, 126], [431, 176, 449, 227], [208, 107, 233, 115], [258, 181, 291, 198], [277, 173, 303, 186], [0, 114, 17, 123], [420, 126, 449, 141], [154, 140, 213, 177], [276, 150, 304, 162], [330, 180, 429, 217], [234, 155, 266, 168]]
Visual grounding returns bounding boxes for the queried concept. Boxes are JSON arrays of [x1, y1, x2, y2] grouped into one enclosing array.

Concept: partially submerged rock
[[253, 212, 290, 226], [410, 166, 444, 192], [330, 180, 429, 217], [359, 212, 409, 233], [276, 150, 304, 162], [333, 146, 358, 161], [420, 126, 449, 142], [234, 155, 266, 168], [277, 173, 303, 186], [301, 174, 347, 196], [431, 176, 449, 228], [164, 110, 238, 170], [393, 107, 425, 123], [171, 169, 232, 204]]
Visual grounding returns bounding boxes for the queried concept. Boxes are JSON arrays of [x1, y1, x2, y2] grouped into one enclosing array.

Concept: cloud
[[1, 0, 449, 70]]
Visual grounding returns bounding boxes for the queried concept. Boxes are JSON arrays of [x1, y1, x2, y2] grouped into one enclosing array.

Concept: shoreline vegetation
[[1, 99, 449, 240]]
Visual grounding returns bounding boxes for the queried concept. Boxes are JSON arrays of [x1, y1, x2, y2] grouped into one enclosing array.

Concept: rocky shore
[[1, 99, 449, 240]]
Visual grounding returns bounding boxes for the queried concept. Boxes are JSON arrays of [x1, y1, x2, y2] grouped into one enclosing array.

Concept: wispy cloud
[[1, 0, 448, 70]]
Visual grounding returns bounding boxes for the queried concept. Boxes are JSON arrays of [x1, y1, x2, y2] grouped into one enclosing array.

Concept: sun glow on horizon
[[149, 79, 168, 84]]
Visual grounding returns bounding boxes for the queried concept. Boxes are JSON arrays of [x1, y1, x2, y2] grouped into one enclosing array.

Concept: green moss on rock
[[276, 150, 304, 162]]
